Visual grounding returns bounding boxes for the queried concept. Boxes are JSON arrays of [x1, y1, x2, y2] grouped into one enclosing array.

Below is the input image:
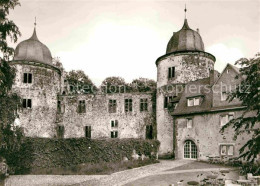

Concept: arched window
[[184, 140, 198, 159]]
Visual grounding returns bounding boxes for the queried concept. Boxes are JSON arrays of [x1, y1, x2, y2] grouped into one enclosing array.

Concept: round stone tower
[[156, 18, 215, 156], [10, 27, 62, 137]]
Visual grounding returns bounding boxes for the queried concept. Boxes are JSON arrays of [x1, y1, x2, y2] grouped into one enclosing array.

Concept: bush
[[240, 162, 260, 175], [6, 138, 160, 174]]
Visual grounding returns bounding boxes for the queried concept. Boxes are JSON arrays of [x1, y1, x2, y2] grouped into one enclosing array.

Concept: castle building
[[10, 12, 250, 160]]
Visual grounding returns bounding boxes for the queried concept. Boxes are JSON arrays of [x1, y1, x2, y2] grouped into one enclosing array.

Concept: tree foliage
[[101, 76, 129, 93], [130, 78, 156, 92], [221, 53, 260, 162], [66, 70, 97, 94], [0, 0, 21, 60], [0, 0, 22, 172]]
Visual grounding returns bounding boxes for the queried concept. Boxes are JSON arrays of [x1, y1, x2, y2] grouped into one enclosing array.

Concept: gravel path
[[4, 160, 236, 186], [73, 160, 196, 186]]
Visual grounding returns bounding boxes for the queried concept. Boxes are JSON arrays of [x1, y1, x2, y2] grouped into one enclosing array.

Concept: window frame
[[111, 131, 118, 138], [57, 125, 65, 138], [186, 118, 193, 129], [187, 97, 201, 107], [219, 144, 235, 156], [22, 99, 32, 109], [78, 100, 86, 113], [111, 120, 118, 128], [85, 126, 91, 138], [220, 113, 234, 127], [140, 98, 148, 112], [146, 125, 153, 139], [57, 100, 65, 114], [168, 66, 175, 79], [108, 99, 117, 113], [125, 99, 133, 112], [23, 73, 33, 84]]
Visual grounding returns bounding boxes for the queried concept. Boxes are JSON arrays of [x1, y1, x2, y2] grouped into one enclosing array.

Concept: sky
[[8, 0, 260, 86]]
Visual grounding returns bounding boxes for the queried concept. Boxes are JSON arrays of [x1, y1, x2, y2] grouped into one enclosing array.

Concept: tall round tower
[[156, 17, 215, 156], [10, 26, 62, 137]]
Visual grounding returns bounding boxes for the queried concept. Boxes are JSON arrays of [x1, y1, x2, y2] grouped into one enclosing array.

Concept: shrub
[[7, 137, 160, 174]]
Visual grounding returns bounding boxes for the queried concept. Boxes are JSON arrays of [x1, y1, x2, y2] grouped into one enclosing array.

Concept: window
[[194, 98, 200, 106], [164, 97, 168, 108], [220, 114, 234, 127], [187, 97, 200, 107], [184, 140, 197, 159], [221, 92, 228, 101], [57, 125, 64, 138], [220, 144, 234, 156], [140, 98, 148, 112], [57, 101, 65, 113], [164, 96, 178, 109], [111, 120, 118, 128], [168, 67, 175, 79], [22, 99, 32, 109], [23, 73, 32, 83], [111, 131, 118, 138], [78, 100, 86, 113], [108, 99, 117, 113], [146, 125, 153, 139], [125, 99, 132, 112], [85, 126, 91, 138], [187, 118, 193, 129]]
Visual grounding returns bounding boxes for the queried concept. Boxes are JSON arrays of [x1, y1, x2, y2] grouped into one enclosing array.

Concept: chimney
[[196, 28, 199, 33]]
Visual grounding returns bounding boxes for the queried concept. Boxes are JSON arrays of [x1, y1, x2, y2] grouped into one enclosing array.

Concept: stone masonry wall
[[57, 93, 154, 139], [175, 110, 250, 160], [11, 63, 61, 137], [156, 52, 215, 155]]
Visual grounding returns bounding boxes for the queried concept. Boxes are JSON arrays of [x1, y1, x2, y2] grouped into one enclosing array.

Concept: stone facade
[[174, 109, 249, 160], [156, 52, 215, 155], [10, 62, 61, 137], [9, 15, 253, 162], [57, 93, 154, 139]]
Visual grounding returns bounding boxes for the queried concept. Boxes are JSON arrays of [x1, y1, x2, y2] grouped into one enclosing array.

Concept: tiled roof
[[172, 69, 243, 116], [172, 77, 213, 115]]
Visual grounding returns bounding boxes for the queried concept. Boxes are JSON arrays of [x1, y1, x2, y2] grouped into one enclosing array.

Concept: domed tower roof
[[166, 19, 204, 54], [13, 27, 52, 65]]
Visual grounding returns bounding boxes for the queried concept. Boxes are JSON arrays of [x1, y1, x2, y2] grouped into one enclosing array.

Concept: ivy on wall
[[3, 137, 160, 174]]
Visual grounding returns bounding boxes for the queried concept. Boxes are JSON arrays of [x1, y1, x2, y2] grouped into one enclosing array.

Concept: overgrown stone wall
[[11, 63, 61, 137], [57, 92, 154, 139], [4, 138, 160, 174]]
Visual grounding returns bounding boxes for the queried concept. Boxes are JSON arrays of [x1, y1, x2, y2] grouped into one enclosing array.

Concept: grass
[[29, 159, 159, 175]]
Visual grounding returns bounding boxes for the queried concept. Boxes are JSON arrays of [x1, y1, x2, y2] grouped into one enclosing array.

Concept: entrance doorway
[[184, 140, 198, 159]]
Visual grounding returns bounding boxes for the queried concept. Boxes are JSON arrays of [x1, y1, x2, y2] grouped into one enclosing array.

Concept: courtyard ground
[[4, 160, 238, 186]]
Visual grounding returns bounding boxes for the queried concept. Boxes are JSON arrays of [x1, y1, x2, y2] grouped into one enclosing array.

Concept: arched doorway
[[184, 140, 198, 159]]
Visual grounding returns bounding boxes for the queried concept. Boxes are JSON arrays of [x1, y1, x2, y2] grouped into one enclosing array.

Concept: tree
[[130, 78, 156, 92], [0, 0, 22, 175], [0, 0, 21, 60], [221, 53, 260, 162], [101, 76, 129, 93], [66, 70, 97, 94]]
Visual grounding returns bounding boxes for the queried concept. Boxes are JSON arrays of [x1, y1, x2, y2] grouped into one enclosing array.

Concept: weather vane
[[34, 17, 37, 27], [184, 4, 187, 19]]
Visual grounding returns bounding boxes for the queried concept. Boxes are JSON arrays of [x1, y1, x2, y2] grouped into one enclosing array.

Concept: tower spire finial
[[34, 17, 37, 27], [184, 4, 187, 19]]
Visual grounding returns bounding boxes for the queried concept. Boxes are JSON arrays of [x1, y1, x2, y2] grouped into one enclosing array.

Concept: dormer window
[[168, 67, 175, 79], [187, 97, 200, 107]]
